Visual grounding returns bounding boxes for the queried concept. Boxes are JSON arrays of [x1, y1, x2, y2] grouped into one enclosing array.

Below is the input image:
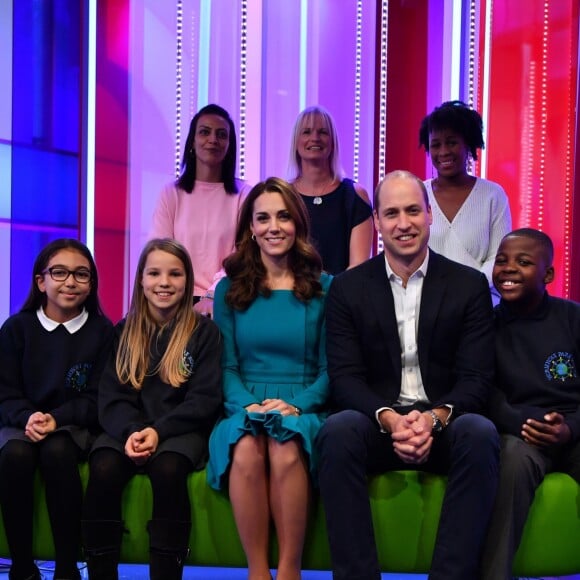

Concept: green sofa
[[1, 466, 579, 576]]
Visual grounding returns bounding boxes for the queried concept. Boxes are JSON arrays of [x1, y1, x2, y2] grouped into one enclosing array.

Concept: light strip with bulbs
[[376, 1, 389, 254], [480, 0, 493, 179], [239, 1, 248, 180], [377, 1, 388, 181], [175, 0, 183, 178], [352, 0, 363, 182], [537, 0, 549, 233], [466, 0, 477, 110], [464, 0, 477, 176]]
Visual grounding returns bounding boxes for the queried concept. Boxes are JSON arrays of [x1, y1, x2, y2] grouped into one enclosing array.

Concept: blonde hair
[[116, 239, 197, 389], [287, 105, 344, 182]]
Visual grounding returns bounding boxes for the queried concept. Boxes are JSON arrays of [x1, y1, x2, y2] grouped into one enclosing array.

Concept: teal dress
[[207, 273, 332, 490]]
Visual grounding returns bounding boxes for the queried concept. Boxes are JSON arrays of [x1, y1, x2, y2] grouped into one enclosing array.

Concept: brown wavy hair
[[223, 177, 323, 310], [116, 238, 197, 389]]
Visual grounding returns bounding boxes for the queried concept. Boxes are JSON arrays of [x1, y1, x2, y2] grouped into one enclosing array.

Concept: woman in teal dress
[[207, 177, 331, 580]]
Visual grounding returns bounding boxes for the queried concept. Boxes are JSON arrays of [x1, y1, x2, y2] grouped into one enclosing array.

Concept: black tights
[[0, 433, 82, 577], [83, 448, 192, 522]]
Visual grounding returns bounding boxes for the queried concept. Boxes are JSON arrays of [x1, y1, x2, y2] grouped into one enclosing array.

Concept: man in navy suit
[[317, 170, 500, 580]]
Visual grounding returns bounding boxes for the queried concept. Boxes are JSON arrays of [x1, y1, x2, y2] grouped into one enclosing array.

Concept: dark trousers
[[481, 434, 580, 580], [317, 410, 500, 580]]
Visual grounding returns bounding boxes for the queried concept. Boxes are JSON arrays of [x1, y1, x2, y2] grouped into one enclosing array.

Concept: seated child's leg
[[481, 434, 551, 580]]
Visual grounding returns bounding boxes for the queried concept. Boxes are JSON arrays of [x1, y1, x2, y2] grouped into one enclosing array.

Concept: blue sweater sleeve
[[213, 278, 262, 412]]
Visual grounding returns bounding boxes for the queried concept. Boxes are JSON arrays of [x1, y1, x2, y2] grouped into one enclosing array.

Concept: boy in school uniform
[[481, 228, 580, 580]]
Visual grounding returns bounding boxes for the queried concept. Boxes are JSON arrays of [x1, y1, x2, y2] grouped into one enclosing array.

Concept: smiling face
[[141, 249, 187, 323], [250, 191, 297, 264], [193, 113, 230, 170], [374, 175, 432, 275], [296, 113, 333, 164], [493, 234, 554, 314], [428, 128, 470, 179], [36, 249, 92, 322]]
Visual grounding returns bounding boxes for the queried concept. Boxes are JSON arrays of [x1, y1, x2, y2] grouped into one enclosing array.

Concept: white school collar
[[36, 307, 89, 334]]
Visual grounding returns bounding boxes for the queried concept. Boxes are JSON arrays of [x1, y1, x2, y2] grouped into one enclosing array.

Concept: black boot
[[81, 520, 124, 580], [8, 564, 40, 580], [147, 519, 191, 580], [53, 567, 81, 580]]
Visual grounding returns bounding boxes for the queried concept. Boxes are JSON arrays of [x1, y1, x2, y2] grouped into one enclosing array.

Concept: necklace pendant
[[313, 196, 323, 205]]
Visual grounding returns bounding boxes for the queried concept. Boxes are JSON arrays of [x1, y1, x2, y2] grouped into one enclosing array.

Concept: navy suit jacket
[[325, 250, 494, 420]]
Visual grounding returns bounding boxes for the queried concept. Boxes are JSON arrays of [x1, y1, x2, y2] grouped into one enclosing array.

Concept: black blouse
[[300, 178, 372, 275]]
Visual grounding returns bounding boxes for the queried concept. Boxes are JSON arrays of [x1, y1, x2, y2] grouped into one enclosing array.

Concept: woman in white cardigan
[[419, 100, 512, 305]]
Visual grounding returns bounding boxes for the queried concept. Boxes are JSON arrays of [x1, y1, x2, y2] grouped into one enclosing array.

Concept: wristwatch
[[428, 410, 444, 435]]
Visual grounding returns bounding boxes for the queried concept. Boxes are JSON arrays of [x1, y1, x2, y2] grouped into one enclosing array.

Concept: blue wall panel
[[8, 0, 82, 316]]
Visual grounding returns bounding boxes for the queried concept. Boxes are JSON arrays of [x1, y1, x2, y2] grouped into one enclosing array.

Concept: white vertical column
[[197, 0, 211, 107], [450, 0, 462, 99], [81, 0, 97, 253], [352, 0, 363, 183]]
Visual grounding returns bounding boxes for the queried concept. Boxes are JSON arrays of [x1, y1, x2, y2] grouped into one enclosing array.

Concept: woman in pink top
[[150, 104, 252, 317]]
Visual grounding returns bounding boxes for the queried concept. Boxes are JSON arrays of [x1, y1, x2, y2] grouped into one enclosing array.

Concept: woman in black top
[[288, 105, 373, 274]]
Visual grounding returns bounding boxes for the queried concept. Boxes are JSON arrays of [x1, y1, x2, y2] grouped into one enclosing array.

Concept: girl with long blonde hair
[[82, 239, 223, 580]]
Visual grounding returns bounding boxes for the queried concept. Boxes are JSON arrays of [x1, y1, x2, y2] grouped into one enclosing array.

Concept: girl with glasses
[[0, 238, 113, 580]]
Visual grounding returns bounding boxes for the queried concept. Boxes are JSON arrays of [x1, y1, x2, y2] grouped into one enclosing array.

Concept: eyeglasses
[[42, 266, 92, 284]]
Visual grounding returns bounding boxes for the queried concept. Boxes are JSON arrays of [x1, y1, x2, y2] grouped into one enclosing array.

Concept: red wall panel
[[384, 0, 429, 179], [486, 1, 578, 299], [94, 0, 130, 321]]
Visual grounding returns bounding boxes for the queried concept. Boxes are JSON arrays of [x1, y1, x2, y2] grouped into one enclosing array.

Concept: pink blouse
[[150, 179, 252, 296]]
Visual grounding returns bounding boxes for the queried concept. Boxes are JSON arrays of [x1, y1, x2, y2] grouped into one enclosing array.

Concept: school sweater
[[489, 294, 580, 441], [0, 310, 113, 429]]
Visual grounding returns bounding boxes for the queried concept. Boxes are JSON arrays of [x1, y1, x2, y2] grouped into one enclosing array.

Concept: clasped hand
[[24, 411, 56, 442], [522, 412, 571, 448], [246, 399, 299, 416], [386, 410, 434, 465], [125, 427, 159, 465]]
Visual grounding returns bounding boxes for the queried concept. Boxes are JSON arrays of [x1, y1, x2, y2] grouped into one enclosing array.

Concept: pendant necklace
[[301, 178, 333, 206]]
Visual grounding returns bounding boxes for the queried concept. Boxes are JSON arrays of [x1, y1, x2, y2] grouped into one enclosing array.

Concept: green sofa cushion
[[0, 467, 578, 576]]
